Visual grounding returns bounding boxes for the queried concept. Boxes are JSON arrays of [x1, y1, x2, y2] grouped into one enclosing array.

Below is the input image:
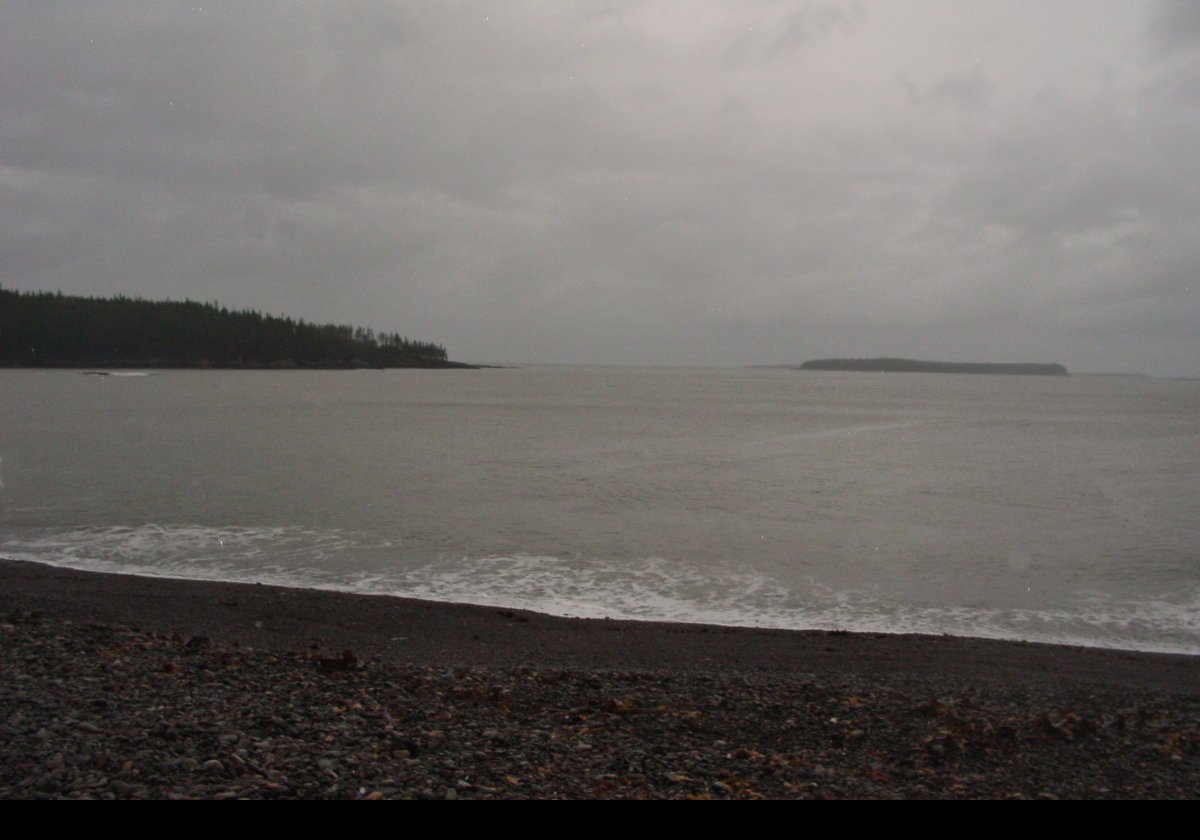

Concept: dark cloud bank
[[2, 2, 1197, 375]]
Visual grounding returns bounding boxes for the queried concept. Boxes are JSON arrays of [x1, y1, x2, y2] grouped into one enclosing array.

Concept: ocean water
[[1, 366, 1197, 654]]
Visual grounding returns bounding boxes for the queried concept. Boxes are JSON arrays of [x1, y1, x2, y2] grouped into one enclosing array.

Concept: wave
[[3, 523, 1197, 655]]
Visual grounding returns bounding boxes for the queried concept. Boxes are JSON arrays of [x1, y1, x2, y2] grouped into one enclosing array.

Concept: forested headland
[[0, 287, 474, 369]]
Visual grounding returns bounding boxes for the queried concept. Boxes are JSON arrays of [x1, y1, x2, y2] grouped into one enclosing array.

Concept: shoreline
[[14, 557, 1196, 659], [2, 558, 1197, 689], [3, 559, 1198, 798]]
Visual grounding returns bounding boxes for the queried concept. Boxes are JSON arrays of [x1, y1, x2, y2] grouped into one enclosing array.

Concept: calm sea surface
[[2, 366, 1197, 653]]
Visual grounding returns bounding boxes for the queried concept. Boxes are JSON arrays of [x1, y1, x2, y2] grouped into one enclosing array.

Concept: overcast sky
[[2, 2, 1198, 374]]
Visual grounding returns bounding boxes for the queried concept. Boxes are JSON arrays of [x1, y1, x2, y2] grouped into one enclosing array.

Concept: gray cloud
[[1148, 0, 1200, 55], [902, 66, 995, 110], [1, 1, 1197, 375]]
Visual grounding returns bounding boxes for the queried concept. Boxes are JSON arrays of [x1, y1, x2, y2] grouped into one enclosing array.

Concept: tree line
[[0, 287, 467, 369]]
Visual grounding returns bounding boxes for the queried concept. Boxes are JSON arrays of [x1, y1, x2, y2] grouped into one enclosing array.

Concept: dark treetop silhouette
[[0, 287, 473, 369]]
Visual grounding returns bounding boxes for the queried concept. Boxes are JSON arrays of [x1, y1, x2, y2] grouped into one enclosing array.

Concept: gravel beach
[[2, 559, 1197, 799]]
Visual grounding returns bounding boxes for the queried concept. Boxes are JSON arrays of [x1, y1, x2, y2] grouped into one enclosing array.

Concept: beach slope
[[2, 560, 1196, 799]]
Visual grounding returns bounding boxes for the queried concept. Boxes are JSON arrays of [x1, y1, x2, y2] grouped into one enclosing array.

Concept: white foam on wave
[[363, 553, 1200, 655], [4, 525, 1197, 655], [0, 523, 394, 591], [374, 553, 794, 625]]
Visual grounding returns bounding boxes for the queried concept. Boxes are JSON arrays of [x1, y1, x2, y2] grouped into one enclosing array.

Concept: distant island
[[0, 287, 475, 369], [797, 358, 1069, 376]]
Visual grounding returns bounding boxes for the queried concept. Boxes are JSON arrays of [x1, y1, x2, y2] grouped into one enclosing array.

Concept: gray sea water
[[1, 366, 1197, 653]]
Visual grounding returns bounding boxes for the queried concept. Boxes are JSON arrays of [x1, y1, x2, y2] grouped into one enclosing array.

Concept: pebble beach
[[2, 559, 1197, 799]]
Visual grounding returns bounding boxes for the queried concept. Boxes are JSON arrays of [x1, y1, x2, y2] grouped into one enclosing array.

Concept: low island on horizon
[[795, 358, 1069, 376]]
